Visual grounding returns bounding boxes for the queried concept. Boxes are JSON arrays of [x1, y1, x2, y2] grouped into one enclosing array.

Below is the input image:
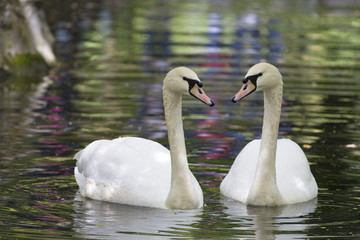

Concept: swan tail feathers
[[74, 149, 83, 161], [74, 166, 86, 190]]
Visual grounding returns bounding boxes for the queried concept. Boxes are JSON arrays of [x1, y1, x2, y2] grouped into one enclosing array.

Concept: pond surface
[[1, 0, 360, 239]]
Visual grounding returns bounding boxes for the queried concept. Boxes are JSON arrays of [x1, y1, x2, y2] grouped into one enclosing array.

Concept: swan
[[74, 67, 215, 209], [220, 62, 318, 206]]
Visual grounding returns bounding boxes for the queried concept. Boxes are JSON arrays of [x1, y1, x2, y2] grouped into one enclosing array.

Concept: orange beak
[[231, 80, 256, 103], [190, 84, 215, 107]]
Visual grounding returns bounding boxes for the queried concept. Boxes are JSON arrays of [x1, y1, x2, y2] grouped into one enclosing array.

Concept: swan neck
[[163, 89, 187, 170], [247, 84, 283, 205], [163, 86, 202, 209], [261, 86, 282, 158]]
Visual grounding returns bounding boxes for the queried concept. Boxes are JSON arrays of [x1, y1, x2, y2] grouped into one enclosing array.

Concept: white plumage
[[75, 137, 171, 208], [221, 139, 318, 204]]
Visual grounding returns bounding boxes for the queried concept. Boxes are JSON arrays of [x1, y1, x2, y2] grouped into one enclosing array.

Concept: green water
[[1, 0, 360, 239]]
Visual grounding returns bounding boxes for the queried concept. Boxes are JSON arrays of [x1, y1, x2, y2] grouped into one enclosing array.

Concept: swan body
[[74, 137, 171, 208], [221, 139, 318, 204], [220, 63, 318, 206], [74, 67, 214, 209]]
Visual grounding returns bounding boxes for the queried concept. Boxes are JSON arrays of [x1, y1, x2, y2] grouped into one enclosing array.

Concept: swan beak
[[190, 84, 215, 107], [231, 81, 256, 103]]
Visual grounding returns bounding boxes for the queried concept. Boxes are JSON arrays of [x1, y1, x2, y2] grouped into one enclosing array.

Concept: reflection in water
[[73, 194, 202, 239], [223, 198, 317, 239], [1, 0, 360, 239]]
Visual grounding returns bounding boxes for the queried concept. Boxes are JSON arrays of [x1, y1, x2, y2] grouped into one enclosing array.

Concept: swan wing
[[74, 137, 171, 208], [276, 139, 318, 203], [220, 140, 260, 202]]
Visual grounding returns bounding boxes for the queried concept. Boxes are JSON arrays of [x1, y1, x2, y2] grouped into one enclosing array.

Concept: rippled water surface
[[1, 0, 360, 239]]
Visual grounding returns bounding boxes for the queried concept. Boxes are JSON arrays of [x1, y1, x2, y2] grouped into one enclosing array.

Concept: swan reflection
[[73, 194, 202, 239], [223, 198, 317, 239]]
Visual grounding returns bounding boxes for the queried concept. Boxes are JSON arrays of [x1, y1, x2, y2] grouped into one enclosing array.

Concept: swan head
[[164, 67, 215, 106], [232, 62, 283, 103]]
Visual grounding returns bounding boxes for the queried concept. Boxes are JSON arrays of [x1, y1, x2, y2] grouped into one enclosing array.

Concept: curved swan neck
[[247, 84, 284, 205], [163, 89, 187, 170], [261, 85, 283, 154], [163, 86, 202, 209]]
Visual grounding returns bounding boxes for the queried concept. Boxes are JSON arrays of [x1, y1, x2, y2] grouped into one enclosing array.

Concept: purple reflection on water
[[32, 72, 78, 157]]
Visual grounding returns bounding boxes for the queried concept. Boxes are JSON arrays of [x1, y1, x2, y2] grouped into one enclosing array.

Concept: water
[[1, 0, 360, 239]]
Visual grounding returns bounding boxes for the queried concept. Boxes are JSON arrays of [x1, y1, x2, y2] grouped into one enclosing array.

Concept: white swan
[[220, 62, 318, 206], [74, 67, 215, 209]]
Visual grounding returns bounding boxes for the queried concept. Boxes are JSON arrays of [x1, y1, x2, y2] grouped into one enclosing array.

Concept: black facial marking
[[242, 72, 262, 86], [183, 77, 203, 90]]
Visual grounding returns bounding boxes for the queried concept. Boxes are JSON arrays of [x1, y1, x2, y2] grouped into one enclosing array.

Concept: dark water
[[1, 0, 360, 239]]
